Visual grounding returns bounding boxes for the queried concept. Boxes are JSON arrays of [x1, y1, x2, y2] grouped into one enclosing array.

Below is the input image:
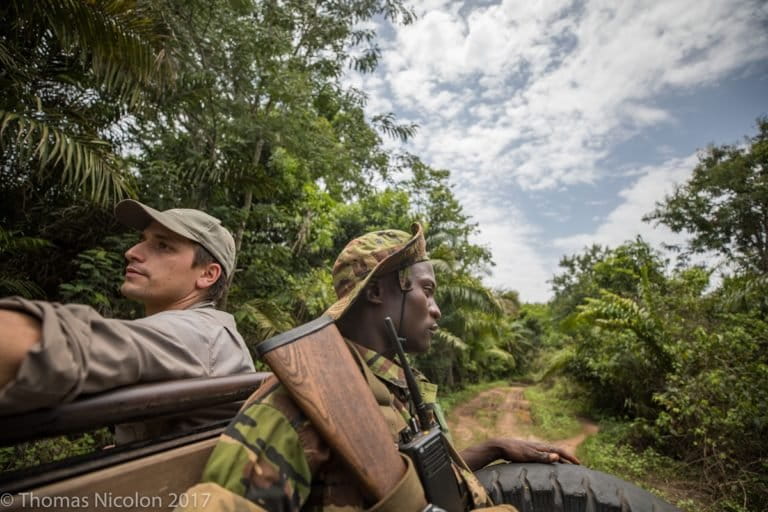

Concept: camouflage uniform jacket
[[201, 341, 494, 511]]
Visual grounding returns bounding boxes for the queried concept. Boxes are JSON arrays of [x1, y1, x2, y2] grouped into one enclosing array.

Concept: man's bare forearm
[[460, 438, 581, 471], [459, 440, 503, 471], [0, 309, 42, 388]]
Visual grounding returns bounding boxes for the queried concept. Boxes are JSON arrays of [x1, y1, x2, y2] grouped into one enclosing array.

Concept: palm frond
[[0, 228, 51, 298], [718, 274, 768, 312], [0, 41, 16, 74], [460, 314, 500, 339], [438, 283, 502, 315], [0, 273, 45, 299], [235, 299, 294, 343], [577, 290, 657, 338], [576, 289, 670, 366], [1, 110, 133, 204], [433, 329, 468, 351], [495, 289, 521, 315], [429, 257, 452, 275], [0, 228, 52, 253], [486, 347, 515, 364], [30, 0, 173, 101], [425, 230, 452, 248], [536, 346, 576, 382]]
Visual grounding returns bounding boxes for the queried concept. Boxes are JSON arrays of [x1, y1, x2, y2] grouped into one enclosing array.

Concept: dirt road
[[446, 385, 598, 454]]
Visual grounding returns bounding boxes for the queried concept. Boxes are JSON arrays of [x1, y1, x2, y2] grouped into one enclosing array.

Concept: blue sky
[[347, 0, 768, 302]]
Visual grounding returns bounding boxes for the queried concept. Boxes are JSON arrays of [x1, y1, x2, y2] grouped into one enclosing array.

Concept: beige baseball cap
[[115, 199, 236, 277]]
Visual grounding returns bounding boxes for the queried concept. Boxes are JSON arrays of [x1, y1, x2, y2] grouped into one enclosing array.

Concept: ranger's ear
[[364, 280, 384, 305]]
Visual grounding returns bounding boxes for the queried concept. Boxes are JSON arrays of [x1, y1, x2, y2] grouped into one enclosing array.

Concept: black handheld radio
[[384, 317, 465, 512]]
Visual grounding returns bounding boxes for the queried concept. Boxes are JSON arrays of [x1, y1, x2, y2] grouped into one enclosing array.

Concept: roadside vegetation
[[0, 429, 112, 473], [1, 3, 765, 510], [523, 128, 768, 507], [523, 379, 587, 440], [523, 380, 707, 511]]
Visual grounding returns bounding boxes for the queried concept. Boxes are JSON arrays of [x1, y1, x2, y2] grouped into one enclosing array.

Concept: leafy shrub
[[577, 421, 700, 510], [654, 319, 768, 511], [58, 238, 140, 318], [0, 429, 113, 472], [525, 378, 589, 439]]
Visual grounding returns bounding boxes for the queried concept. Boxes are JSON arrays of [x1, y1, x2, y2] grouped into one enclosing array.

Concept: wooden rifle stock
[[256, 316, 406, 502]]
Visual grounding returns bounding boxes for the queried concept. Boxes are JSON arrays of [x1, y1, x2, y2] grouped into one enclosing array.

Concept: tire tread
[[474, 463, 681, 512]]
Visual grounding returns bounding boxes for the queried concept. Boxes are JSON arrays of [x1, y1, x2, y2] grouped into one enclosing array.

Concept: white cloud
[[552, 154, 698, 254], [466, 201, 555, 303], [347, 0, 767, 301], [362, 0, 768, 190]]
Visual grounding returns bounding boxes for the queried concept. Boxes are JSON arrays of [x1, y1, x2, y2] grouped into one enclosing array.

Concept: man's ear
[[364, 280, 385, 305], [195, 262, 222, 290]]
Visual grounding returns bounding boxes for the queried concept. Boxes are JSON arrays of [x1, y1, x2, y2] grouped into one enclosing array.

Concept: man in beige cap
[[0, 200, 255, 441]]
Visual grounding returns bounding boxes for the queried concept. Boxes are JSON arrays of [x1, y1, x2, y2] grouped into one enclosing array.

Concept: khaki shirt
[[0, 297, 255, 440]]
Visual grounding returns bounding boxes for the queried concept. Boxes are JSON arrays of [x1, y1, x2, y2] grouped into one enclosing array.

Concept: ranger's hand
[[492, 438, 580, 465], [460, 438, 580, 471]]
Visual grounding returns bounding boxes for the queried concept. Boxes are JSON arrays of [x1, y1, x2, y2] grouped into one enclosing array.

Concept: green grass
[[578, 421, 673, 482], [438, 379, 507, 416], [524, 378, 590, 440], [577, 421, 707, 512], [0, 428, 113, 472]]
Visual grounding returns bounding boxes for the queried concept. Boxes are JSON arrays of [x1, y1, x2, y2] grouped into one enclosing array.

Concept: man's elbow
[[0, 309, 42, 388]]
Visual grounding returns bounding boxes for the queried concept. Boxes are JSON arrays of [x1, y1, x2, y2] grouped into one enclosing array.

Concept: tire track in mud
[[446, 386, 598, 454]]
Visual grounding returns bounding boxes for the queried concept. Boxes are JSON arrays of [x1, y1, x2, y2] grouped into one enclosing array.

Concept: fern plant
[[0, 227, 51, 298]]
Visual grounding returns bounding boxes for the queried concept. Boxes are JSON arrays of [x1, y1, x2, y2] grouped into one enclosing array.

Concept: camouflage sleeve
[[202, 378, 329, 511]]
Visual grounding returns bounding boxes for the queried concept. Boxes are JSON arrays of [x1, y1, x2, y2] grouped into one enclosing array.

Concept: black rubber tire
[[474, 463, 681, 512]]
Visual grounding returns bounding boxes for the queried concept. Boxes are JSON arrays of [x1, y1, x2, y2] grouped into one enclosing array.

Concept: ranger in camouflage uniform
[[180, 224, 577, 511]]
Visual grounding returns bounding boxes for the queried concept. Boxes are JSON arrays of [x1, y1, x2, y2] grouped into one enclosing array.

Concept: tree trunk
[[220, 139, 263, 310]]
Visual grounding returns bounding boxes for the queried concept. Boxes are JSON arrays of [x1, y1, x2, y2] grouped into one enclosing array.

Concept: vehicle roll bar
[[0, 372, 271, 445]]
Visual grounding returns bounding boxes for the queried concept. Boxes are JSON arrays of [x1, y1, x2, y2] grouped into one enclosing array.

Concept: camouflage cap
[[325, 223, 428, 320], [114, 199, 236, 277]]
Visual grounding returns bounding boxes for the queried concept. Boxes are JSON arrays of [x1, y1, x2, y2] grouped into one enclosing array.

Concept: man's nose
[[124, 242, 145, 262], [429, 300, 441, 321]]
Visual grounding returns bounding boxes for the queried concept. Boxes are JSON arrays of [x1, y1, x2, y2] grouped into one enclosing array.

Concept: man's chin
[[120, 283, 140, 301], [407, 338, 431, 354]]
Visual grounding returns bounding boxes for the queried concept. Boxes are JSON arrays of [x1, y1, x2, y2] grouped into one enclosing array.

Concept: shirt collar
[[350, 343, 438, 406], [352, 344, 409, 390], [190, 300, 215, 309]]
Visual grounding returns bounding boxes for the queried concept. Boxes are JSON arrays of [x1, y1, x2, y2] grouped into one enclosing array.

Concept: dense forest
[[0, 1, 765, 510]]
